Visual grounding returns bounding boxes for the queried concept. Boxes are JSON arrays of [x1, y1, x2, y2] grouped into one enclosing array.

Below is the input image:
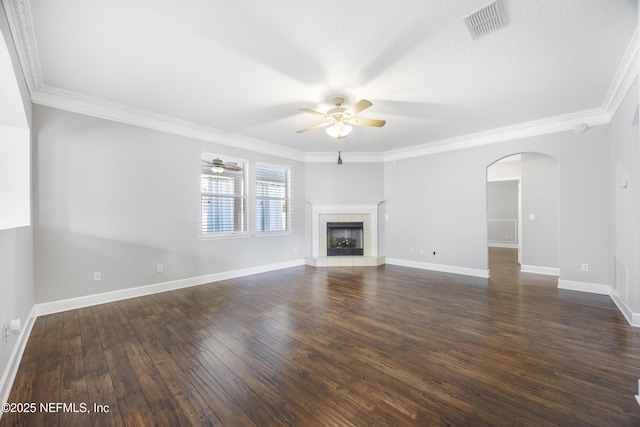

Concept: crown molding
[[32, 85, 307, 162], [382, 107, 611, 162], [603, 28, 639, 116], [2, 0, 39, 93], [31, 83, 613, 165]]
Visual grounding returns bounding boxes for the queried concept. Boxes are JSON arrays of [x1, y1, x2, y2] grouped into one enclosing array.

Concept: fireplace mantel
[[306, 200, 384, 266]]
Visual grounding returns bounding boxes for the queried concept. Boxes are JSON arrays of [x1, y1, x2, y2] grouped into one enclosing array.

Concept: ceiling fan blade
[[349, 118, 386, 127], [299, 108, 327, 117], [296, 121, 331, 133], [222, 162, 243, 171], [346, 99, 373, 116]]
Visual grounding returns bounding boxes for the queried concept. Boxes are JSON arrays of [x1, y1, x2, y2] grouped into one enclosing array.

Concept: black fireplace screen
[[327, 222, 364, 256]]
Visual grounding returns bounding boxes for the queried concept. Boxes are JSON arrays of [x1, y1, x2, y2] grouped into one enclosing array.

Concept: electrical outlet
[[157, 264, 164, 273], [410, 248, 415, 254], [419, 248, 424, 255], [581, 263, 589, 272], [93, 271, 101, 282]]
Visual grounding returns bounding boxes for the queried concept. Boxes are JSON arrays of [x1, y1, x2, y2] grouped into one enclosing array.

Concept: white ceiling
[[4, 0, 639, 158]]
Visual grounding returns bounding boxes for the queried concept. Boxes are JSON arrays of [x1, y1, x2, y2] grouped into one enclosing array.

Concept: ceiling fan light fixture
[[325, 121, 352, 139], [211, 158, 225, 173], [297, 97, 383, 138]]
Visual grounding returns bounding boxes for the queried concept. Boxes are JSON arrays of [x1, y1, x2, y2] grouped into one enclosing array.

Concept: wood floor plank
[[78, 307, 125, 427], [3, 248, 640, 426], [149, 290, 315, 425], [29, 313, 64, 427], [93, 304, 159, 427], [102, 302, 191, 427], [117, 298, 225, 427], [58, 310, 92, 427]]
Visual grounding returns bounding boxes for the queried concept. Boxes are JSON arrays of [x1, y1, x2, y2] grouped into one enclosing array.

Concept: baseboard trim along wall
[[488, 242, 519, 249], [520, 265, 560, 276], [557, 279, 612, 295], [609, 288, 640, 328], [0, 306, 38, 412], [385, 258, 490, 279], [36, 259, 306, 317]]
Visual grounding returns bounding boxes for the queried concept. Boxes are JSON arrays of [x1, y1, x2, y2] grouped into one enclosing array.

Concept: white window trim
[[200, 152, 249, 238], [200, 231, 251, 240], [255, 162, 292, 235]]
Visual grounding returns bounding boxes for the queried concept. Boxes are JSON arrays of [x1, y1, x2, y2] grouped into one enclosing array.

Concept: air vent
[[464, 1, 504, 40], [614, 256, 629, 304]]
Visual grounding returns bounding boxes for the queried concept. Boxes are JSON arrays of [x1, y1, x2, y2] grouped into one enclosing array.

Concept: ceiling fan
[[297, 97, 386, 139], [201, 157, 243, 174]]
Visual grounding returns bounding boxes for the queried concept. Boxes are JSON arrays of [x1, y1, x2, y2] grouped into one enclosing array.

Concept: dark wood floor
[[3, 248, 640, 426]]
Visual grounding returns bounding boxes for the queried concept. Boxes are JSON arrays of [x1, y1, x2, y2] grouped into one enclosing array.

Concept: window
[[256, 163, 291, 233], [201, 153, 247, 236]]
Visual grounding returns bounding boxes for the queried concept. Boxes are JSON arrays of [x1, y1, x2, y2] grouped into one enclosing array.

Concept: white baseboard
[[0, 306, 38, 411], [36, 258, 305, 316], [385, 258, 490, 278], [557, 279, 611, 295], [305, 256, 385, 267], [520, 264, 560, 276], [551, 280, 640, 329], [488, 242, 518, 249], [609, 289, 640, 328]]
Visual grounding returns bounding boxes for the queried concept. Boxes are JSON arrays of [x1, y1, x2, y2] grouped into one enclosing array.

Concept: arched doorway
[[487, 153, 559, 278]]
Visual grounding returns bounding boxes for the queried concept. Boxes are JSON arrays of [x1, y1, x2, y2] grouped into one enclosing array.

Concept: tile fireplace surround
[[306, 201, 385, 267]]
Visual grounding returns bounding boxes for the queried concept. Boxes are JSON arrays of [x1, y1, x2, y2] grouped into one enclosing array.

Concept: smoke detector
[[464, 1, 505, 40]]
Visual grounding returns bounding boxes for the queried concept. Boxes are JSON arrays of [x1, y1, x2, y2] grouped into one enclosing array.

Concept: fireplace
[[327, 222, 364, 256], [306, 200, 384, 267]]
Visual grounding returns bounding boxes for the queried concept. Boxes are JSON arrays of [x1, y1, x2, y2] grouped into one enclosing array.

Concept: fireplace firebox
[[327, 222, 364, 256]]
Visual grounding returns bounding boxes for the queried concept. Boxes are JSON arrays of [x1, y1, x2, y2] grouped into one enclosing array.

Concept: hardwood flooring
[[3, 248, 640, 426]]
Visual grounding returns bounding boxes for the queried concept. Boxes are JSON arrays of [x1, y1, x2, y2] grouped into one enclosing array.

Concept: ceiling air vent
[[464, 1, 504, 40]]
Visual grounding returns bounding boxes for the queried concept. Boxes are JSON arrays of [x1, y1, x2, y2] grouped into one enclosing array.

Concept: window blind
[[201, 154, 247, 235], [256, 163, 291, 232]]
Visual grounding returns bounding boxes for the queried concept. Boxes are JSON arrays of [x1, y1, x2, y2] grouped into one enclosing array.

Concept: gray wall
[[304, 162, 385, 201], [383, 124, 612, 284], [384, 150, 488, 270], [610, 77, 640, 311], [0, 226, 34, 394], [520, 153, 559, 269], [33, 106, 306, 303]]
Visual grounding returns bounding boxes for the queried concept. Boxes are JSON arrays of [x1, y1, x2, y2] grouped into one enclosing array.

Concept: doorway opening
[[486, 153, 559, 278]]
